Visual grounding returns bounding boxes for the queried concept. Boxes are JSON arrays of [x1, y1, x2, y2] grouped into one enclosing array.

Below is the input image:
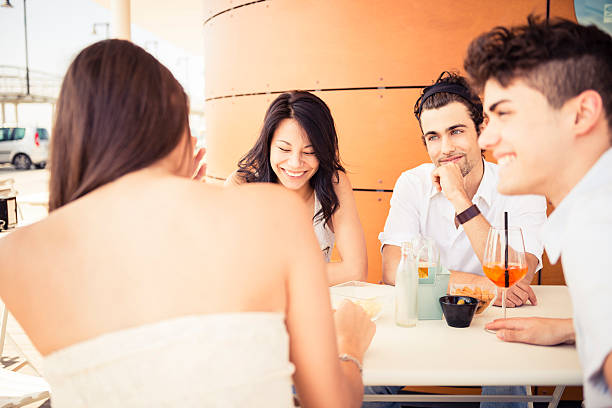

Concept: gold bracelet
[[339, 353, 363, 375]]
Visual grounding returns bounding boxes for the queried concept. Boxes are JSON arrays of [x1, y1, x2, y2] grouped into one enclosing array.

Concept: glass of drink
[[412, 236, 439, 279], [482, 226, 527, 320]]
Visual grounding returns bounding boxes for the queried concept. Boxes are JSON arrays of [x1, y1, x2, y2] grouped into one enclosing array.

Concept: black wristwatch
[[455, 204, 480, 225]]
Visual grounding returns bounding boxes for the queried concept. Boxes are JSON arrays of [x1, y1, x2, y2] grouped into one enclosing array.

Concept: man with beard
[[380, 72, 546, 305], [369, 72, 547, 408]]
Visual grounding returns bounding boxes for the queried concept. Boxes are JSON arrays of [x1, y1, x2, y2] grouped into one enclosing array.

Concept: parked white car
[[0, 127, 50, 169]]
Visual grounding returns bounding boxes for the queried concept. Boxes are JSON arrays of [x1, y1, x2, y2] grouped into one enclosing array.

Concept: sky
[[0, 0, 205, 133]]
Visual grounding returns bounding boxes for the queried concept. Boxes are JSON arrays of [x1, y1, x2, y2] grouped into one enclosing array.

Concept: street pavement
[[0, 166, 49, 197]]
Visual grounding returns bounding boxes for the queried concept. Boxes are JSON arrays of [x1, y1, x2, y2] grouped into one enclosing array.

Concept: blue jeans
[[481, 386, 527, 408], [362, 386, 403, 408], [362, 385, 527, 408]]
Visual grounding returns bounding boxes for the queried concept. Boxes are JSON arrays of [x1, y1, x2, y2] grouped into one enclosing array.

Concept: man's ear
[[567, 90, 603, 138]]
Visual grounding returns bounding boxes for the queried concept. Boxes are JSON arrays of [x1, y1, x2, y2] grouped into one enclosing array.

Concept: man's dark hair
[[413, 71, 484, 146], [464, 15, 612, 133]]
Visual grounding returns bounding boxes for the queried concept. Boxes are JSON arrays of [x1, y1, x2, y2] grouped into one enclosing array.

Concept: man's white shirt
[[379, 160, 547, 275], [542, 148, 612, 407]]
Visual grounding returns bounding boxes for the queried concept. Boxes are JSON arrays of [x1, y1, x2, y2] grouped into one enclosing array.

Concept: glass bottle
[[395, 241, 418, 327]]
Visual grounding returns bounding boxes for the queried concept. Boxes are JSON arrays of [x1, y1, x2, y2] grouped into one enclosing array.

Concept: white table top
[[362, 285, 582, 387]]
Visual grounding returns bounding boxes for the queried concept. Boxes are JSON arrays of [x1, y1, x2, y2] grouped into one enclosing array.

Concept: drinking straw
[[504, 211, 509, 288]]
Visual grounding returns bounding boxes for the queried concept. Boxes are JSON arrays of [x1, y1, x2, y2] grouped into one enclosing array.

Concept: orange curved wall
[[203, 0, 576, 284]]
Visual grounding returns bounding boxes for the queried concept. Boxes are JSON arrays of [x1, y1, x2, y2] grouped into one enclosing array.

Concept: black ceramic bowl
[[439, 295, 478, 328]]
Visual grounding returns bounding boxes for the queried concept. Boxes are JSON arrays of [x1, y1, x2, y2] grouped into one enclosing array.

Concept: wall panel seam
[[203, 0, 268, 26], [205, 85, 428, 102]]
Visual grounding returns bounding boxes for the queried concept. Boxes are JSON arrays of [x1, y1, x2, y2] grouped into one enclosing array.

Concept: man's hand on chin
[[431, 163, 471, 211]]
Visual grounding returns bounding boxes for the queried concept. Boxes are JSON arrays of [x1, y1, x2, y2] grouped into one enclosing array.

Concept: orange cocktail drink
[[483, 224, 527, 320], [482, 263, 527, 288]]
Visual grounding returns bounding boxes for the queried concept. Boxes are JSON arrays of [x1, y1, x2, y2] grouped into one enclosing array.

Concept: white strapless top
[[43, 313, 295, 407]]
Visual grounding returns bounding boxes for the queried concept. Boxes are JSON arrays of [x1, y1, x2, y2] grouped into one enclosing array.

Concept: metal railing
[[0, 65, 204, 118], [0, 65, 61, 103]]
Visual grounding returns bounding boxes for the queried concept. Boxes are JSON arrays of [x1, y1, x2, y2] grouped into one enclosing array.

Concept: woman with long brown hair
[[0, 40, 374, 407], [227, 91, 368, 286]]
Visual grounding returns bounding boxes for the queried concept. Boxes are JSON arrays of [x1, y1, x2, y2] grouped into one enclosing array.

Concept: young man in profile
[[465, 16, 612, 407], [368, 72, 547, 408]]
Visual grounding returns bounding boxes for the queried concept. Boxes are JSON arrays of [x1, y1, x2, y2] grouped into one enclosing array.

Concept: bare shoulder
[[188, 182, 314, 281], [224, 169, 247, 187], [225, 182, 309, 223], [0, 215, 63, 297], [0, 226, 24, 265], [178, 179, 310, 236], [0, 212, 61, 254], [334, 170, 353, 190], [332, 171, 356, 202]]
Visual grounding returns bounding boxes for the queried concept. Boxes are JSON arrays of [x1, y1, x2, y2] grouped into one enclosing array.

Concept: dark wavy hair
[[413, 71, 484, 146], [237, 91, 345, 227], [464, 15, 612, 134], [49, 40, 190, 211]]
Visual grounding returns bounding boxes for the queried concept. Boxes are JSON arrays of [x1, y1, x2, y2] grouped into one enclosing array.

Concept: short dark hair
[[464, 15, 612, 133], [413, 71, 484, 145], [49, 39, 190, 211], [237, 91, 345, 227]]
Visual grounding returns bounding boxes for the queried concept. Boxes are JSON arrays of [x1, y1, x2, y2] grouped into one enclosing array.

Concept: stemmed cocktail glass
[[482, 226, 527, 320]]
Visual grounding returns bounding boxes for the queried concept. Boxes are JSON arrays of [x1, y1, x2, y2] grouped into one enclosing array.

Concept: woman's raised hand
[[191, 146, 207, 182], [334, 300, 376, 362]]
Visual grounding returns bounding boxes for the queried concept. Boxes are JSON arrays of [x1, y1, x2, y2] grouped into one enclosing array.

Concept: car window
[[0, 128, 10, 142], [13, 128, 25, 140], [37, 128, 49, 140]]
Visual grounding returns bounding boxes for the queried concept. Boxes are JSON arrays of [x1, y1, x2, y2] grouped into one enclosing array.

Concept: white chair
[[0, 306, 7, 358], [0, 179, 15, 198], [0, 367, 50, 408], [0, 303, 50, 407], [0, 179, 17, 197], [0, 179, 23, 224]]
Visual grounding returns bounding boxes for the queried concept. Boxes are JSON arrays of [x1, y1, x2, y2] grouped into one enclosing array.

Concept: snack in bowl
[[351, 298, 384, 320], [449, 283, 497, 314], [439, 295, 478, 328], [330, 281, 389, 321]]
